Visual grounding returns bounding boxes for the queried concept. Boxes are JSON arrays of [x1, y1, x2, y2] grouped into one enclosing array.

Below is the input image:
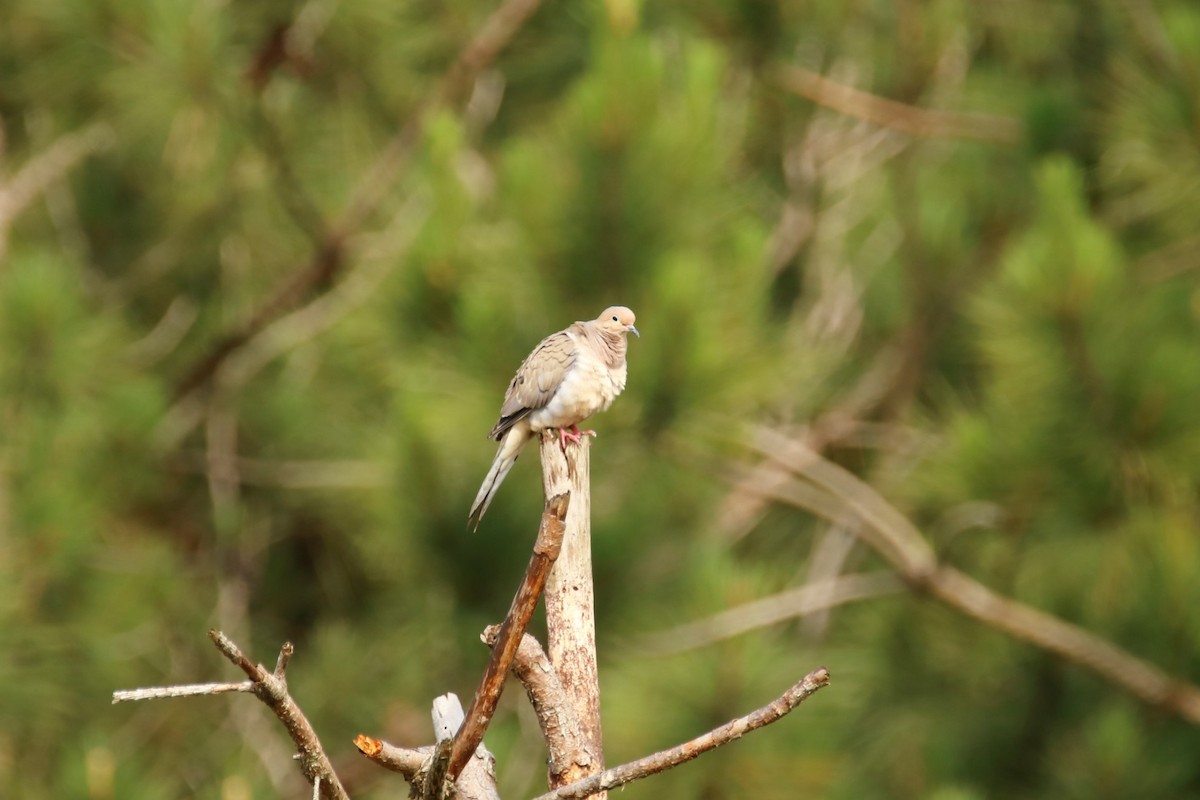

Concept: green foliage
[[3, 0, 1200, 798]]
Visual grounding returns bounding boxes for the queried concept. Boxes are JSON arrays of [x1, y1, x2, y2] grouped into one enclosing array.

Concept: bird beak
[[627, 324, 640, 338]]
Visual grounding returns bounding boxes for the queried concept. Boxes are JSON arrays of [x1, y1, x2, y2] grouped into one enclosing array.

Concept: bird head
[[597, 306, 639, 338]]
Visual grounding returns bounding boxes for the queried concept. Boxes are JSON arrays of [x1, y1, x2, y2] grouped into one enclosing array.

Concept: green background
[[3, 0, 1200, 797]]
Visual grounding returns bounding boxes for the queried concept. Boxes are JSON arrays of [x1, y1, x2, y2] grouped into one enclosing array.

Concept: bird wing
[[488, 328, 578, 440]]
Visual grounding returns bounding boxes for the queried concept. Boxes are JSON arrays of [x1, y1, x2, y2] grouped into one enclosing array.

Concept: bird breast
[[528, 340, 626, 432]]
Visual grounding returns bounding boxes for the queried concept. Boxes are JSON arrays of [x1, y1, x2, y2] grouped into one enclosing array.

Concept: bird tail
[[468, 430, 529, 530]]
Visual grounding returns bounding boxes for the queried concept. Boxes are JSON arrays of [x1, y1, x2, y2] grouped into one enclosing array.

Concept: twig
[[354, 735, 431, 777], [443, 493, 571, 786], [752, 428, 937, 574], [924, 566, 1200, 722], [539, 432, 605, 792], [639, 572, 903, 656], [209, 632, 350, 799], [530, 668, 831, 800], [0, 123, 114, 262], [480, 628, 591, 786], [744, 427, 1200, 726], [777, 65, 1020, 144], [112, 681, 253, 703], [112, 631, 351, 800]]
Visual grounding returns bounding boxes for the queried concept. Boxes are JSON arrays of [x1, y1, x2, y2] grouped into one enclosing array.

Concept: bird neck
[[592, 327, 627, 367]]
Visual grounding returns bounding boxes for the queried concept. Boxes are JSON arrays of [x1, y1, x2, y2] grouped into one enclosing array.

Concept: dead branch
[[481, 628, 591, 787], [529, 667, 831, 800], [444, 493, 571, 785], [0, 123, 114, 262], [539, 432, 605, 793], [111, 680, 253, 702], [354, 735, 430, 777], [744, 426, 1200, 726], [639, 572, 903, 656], [777, 65, 1020, 144], [112, 631, 349, 800]]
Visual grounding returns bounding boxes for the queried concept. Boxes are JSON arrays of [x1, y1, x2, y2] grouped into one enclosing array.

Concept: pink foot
[[558, 424, 598, 447]]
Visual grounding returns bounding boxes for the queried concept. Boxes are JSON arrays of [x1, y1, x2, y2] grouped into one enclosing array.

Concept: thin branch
[[125, 296, 198, 366], [530, 668, 831, 800], [924, 566, 1200, 722], [638, 572, 904, 656], [744, 427, 1200, 726], [112, 681, 253, 703], [0, 123, 114, 262], [1138, 233, 1200, 282], [112, 632, 348, 799], [208, 632, 349, 800], [753, 427, 938, 574], [776, 65, 1020, 144], [354, 735, 431, 778], [443, 493, 571, 787]]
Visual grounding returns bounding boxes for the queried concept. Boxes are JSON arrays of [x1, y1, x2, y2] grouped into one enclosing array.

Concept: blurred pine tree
[[2, 0, 1198, 797]]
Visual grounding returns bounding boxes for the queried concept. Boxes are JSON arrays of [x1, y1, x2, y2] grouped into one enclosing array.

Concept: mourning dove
[[468, 306, 639, 530]]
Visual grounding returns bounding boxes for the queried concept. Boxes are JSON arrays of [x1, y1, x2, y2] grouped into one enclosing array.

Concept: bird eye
[[611, 315, 618, 322]]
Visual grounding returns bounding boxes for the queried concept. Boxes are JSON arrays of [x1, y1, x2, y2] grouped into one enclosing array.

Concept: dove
[[468, 306, 639, 530]]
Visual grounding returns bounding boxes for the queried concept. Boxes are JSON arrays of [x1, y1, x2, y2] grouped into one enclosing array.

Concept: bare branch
[[744, 427, 1200, 726], [354, 735, 431, 778], [112, 681, 252, 703], [0, 122, 114, 261], [924, 566, 1200, 723], [530, 668, 831, 800], [639, 572, 903, 656], [777, 65, 1020, 144], [124, 296, 198, 366], [207, 631, 351, 800], [481, 628, 591, 786], [274, 641, 294, 677], [444, 493, 571, 785], [209, 629, 266, 678], [752, 427, 938, 574], [112, 632, 349, 799]]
